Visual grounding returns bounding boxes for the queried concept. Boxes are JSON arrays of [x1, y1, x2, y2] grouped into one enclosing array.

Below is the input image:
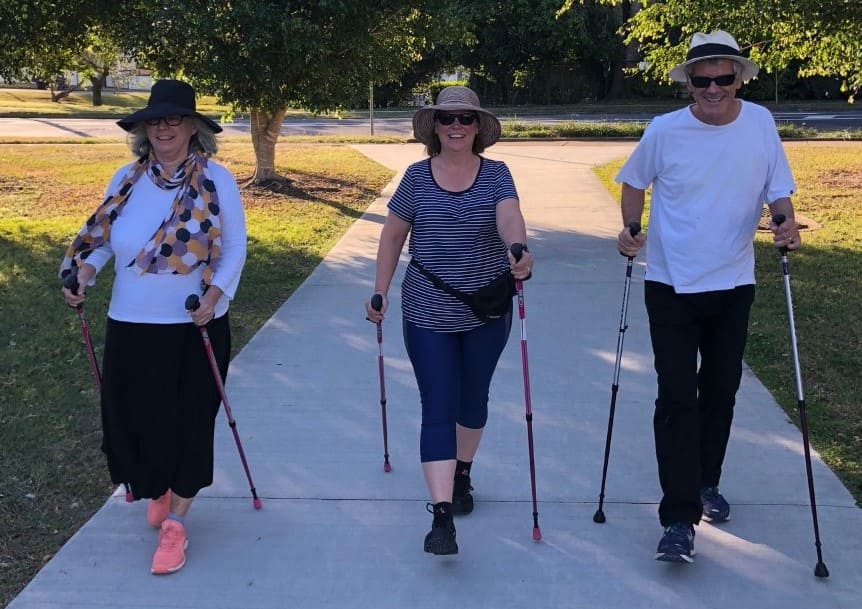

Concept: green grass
[[594, 142, 862, 504], [0, 141, 393, 606]]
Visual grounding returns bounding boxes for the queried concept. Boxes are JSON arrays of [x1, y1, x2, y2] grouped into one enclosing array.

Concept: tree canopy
[[115, 0, 467, 184], [561, 0, 862, 100], [457, 0, 620, 104]]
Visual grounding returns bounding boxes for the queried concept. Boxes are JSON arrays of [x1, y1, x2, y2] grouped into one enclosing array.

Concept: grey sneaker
[[701, 486, 731, 522], [655, 523, 695, 563]]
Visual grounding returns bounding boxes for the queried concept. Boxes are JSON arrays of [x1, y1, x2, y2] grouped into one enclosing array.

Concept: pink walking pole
[[370, 294, 391, 472], [510, 243, 541, 541], [185, 294, 262, 509], [63, 273, 133, 502]]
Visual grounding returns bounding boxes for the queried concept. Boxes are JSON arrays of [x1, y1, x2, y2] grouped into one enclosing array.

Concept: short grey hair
[[128, 117, 219, 157]]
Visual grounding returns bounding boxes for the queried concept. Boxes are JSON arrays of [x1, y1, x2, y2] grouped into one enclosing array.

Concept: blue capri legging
[[403, 314, 512, 462]]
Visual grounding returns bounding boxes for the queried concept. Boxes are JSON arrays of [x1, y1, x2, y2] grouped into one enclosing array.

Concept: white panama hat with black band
[[669, 30, 759, 84]]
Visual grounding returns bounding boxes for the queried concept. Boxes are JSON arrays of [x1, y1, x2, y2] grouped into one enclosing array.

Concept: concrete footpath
[[8, 142, 861, 609]]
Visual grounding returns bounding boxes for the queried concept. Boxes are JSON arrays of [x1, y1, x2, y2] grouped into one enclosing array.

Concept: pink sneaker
[[150, 519, 188, 575], [146, 490, 172, 528]]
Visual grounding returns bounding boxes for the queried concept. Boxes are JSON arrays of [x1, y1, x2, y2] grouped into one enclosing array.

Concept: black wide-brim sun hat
[[116, 79, 222, 133]]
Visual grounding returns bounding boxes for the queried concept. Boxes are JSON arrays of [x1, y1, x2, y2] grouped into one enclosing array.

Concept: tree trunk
[[89, 68, 109, 107], [247, 108, 288, 186], [606, 0, 636, 99]]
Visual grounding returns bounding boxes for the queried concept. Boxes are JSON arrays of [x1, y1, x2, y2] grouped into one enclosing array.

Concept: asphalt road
[[0, 109, 860, 140]]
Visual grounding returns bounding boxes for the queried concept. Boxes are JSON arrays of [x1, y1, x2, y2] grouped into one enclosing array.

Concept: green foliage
[[457, 0, 620, 103], [118, 1, 468, 115], [0, 1, 127, 106], [564, 1, 862, 101], [425, 80, 468, 101]]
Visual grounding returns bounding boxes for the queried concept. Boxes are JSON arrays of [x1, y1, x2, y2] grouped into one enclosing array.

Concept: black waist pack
[[410, 257, 515, 321]]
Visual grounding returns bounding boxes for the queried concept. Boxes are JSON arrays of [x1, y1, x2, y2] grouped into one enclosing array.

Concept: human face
[[145, 115, 197, 168], [434, 112, 478, 152], [687, 59, 741, 126]]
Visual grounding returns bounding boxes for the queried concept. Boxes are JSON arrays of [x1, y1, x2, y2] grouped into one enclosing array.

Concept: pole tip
[[532, 527, 542, 541], [253, 498, 263, 510], [814, 562, 829, 578], [593, 510, 606, 523], [383, 462, 391, 473]]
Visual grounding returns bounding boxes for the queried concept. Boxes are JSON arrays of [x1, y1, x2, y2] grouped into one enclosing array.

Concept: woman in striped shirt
[[365, 86, 533, 555]]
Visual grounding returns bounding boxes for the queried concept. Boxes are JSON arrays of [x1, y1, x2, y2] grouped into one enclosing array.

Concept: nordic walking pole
[[370, 294, 391, 472], [772, 214, 828, 578], [594, 221, 641, 524], [185, 294, 262, 509], [510, 243, 541, 541], [63, 273, 134, 503]]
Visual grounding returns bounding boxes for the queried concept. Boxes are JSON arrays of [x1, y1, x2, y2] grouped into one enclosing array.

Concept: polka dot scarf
[[59, 152, 221, 286]]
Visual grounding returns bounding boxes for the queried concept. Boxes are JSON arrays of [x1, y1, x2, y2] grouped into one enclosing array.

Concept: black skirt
[[100, 314, 231, 500]]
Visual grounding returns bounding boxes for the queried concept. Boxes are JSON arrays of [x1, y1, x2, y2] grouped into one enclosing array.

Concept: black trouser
[[644, 281, 755, 526]]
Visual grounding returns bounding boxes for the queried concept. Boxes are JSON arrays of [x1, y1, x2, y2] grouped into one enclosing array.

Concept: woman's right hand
[[365, 293, 388, 323], [61, 264, 95, 307]]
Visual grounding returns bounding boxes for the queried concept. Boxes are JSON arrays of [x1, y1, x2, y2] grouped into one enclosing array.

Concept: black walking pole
[[511, 243, 542, 541], [63, 273, 133, 503], [185, 294, 262, 509], [594, 222, 641, 524], [772, 214, 828, 578], [370, 294, 391, 472]]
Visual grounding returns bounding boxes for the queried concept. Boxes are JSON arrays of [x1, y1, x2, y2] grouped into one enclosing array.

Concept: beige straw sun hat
[[412, 86, 501, 148]]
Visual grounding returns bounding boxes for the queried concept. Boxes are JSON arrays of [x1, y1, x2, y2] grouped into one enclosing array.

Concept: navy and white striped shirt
[[389, 157, 519, 331]]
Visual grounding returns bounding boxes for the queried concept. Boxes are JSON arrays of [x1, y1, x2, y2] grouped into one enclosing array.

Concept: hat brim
[[116, 102, 223, 133], [412, 101, 501, 148], [669, 55, 759, 83]]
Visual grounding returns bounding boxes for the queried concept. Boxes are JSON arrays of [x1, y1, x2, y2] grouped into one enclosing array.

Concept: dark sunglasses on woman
[[144, 115, 185, 127], [688, 73, 736, 88], [435, 112, 478, 126]]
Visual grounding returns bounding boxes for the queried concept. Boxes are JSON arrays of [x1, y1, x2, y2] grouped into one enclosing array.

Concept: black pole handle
[[63, 272, 80, 295], [185, 294, 201, 312], [620, 222, 642, 258], [510, 243, 525, 262], [370, 293, 383, 312], [510, 243, 532, 281], [773, 214, 789, 255]]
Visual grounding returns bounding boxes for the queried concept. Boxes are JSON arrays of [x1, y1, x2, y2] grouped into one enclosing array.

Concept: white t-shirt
[[615, 100, 795, 293], [84, 159, 247, 323]]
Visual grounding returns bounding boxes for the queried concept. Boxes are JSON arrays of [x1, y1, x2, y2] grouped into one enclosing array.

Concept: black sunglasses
[[435, 112, 478, 126], [689, 73, 736, 88], [144, 115, 185, 126]]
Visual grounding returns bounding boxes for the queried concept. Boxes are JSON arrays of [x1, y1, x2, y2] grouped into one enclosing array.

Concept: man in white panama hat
[[614, 30, 802, 564]]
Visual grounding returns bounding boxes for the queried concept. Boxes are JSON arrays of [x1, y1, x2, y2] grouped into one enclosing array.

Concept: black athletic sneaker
[[655, 523, 695, 563], [452, 470, 474, 515], [424, 502, 458, 555], [700, 486, 731, 522]]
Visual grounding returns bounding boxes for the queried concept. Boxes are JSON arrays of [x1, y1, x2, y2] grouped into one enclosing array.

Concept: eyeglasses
[[689, 73, 736, 88], [435, 113, 478, 126], [144, 115, 185, 127]]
